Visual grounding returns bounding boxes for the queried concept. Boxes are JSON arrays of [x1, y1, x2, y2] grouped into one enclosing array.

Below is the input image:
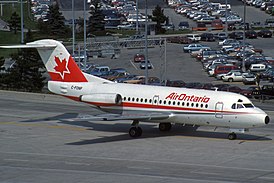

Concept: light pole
[[72, 0, 75, 55], [20, 0, 24, 43], [136, 0, 139, 34], [144, 0, 148, 85], [242, 1, 246, 72], [225, 0, 228, 35], [83, 0, 87, 72]]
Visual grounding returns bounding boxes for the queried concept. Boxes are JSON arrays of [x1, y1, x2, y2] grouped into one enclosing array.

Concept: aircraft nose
[[265, 116, 270, 125]]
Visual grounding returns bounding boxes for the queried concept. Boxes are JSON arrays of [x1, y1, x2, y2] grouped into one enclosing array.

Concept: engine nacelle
[[80, 93, 122, 105]]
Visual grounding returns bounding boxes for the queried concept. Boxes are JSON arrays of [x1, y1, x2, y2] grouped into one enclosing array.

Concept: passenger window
[[232, 103, 236, 109]]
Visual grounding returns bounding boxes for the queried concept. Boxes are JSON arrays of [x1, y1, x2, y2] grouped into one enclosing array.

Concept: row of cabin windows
[[123, 97, 208, 108]]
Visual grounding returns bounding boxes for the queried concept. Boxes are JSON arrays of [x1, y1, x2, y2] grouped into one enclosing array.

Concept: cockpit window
[[237, 104, 244, 109], [243, 103, 254, 108], [231, 103, 245, 109]]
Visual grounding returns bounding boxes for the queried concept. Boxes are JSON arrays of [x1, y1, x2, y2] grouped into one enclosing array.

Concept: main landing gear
[[228, 133, 237, 140], [159, 123, 172, 132], [128, 121, 173, 138], [129, 120, 142, 137]]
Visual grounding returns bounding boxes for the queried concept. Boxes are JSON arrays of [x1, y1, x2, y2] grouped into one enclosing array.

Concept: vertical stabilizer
[[30, 39, 88, 82], [0, 39, 111, 83]]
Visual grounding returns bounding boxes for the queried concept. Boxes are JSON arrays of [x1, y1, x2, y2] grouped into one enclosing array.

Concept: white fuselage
[[48, 81, 268, 129]]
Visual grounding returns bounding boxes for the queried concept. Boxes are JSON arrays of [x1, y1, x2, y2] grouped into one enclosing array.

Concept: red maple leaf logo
[[54, 56, 70, 79]]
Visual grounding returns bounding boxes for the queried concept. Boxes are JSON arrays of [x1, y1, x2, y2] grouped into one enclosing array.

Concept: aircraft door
[[153, 95, 159, 106], [215, 102, 223, 118]]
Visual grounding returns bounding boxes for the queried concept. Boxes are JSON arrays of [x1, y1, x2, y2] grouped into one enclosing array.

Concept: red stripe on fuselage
[[64, 95, 252, 115]]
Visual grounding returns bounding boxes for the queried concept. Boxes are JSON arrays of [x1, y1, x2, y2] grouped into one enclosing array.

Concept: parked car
[[252, 84, 274, 99], [102, 70, 130, 81], [117, 22, 135, 30], [245, 30, 258, 39], [200, 33, 215, 42], [178, 21, 190, 30], [214, 32, 228, 40], [242, 73, 256, 85], [222, 71, 245, 82], [124, 75, 145, 84], [90, 66, 110, 76], [229, 32, 244, 39], [186, 34, 201, 42], [166, 80, 186, 87], [162, 23, 175, 30], [167, 36, 192, 44], [140, 60, 153, 69], [133, 53, 145, 62], [249, 64, 267, 72], [257, 29, 272, 38], [183, 44, 210, 53], [214, 65, 239, 77], [220, 86, 253, 98]]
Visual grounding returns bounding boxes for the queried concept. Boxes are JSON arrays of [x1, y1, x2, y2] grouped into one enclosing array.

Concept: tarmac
[[0, 90, 274, 183]]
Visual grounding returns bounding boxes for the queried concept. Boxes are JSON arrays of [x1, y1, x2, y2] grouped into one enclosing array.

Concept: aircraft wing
[[63, 112, 172, 122]]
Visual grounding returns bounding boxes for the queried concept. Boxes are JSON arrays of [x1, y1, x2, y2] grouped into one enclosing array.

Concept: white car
[[117, 22, 135, 30], [222, 71, 246, 82]]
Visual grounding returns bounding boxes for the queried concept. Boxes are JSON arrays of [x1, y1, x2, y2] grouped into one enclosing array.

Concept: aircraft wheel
[[228, 133, 237, 140], [129, 127, 142, 137], [159, 123, 172, 132]]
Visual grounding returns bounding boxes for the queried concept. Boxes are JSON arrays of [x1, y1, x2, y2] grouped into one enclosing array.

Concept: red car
[[133, 53, 145, 62]]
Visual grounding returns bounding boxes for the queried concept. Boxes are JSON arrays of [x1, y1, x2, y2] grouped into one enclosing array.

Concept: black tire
[[129, 127, 142, 137], [228, 78, 233, 82], [159, 123, 172, 132], [228, 133, 237, 140]]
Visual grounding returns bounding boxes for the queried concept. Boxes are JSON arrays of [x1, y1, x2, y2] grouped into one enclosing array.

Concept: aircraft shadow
[[62, 121, 271, 145], [21, 113, 272, 144]]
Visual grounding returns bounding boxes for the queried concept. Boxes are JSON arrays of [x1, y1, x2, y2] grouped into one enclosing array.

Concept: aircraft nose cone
[[265, 116, 270, 125]]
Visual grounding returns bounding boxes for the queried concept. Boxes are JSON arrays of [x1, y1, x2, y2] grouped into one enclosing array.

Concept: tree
[[87, 0, 105, 34], [8, 12, 21, 34], [41, 0, 70, 37], [0, 30, 46, 92], [151, 5, 168, 34]]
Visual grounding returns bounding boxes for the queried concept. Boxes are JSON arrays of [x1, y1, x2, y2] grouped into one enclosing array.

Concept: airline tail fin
[[0, 39, 110, 83]]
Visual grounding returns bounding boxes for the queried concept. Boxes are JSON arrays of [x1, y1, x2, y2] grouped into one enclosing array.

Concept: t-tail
[[0, 39, 109, 83]]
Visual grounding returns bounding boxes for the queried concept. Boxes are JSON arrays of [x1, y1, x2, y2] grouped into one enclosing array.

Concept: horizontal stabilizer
[[0, 44, 57, 49]]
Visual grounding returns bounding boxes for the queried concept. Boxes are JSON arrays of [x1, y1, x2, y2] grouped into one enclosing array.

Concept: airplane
[[0, 39, 270, 140]]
